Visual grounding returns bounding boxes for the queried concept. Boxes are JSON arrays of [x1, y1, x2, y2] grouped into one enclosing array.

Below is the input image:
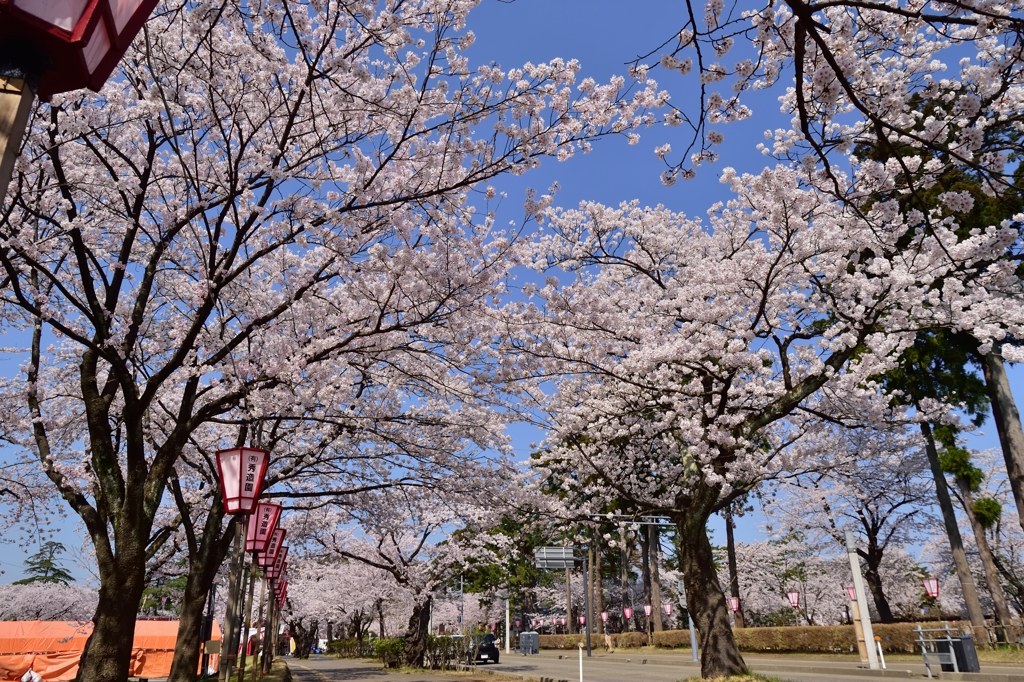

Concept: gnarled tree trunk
[[404, 593, 432, 667], [676, 493, 746, 679]]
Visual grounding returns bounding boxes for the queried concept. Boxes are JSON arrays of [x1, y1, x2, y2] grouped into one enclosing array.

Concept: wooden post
[[0, 76, 33, 207], [851, 598, 869, 665], [237, 559, 258, 682]]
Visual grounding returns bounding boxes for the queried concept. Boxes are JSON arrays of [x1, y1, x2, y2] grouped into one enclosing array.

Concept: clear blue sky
[[3, 0, 1022, 582]]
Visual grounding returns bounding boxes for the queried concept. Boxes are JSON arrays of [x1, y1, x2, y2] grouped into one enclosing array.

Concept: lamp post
[[0, 0, 162, 205]]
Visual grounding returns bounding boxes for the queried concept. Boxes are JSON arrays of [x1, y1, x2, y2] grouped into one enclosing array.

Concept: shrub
[[423, 634, 472, 670], [372, 637, 405, 668], [326, 638, 374, 658], [538, 622, 947, 653]]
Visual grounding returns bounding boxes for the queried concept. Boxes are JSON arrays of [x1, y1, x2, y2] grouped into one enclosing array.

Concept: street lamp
[[578, 615, 586, 626], [727, 597, 740, 612], [600, 612, 609, 623], [786, 590, 801, 609], [643, 604, 652, 617], [623, 607, 633, 620], [0, 0, 162, 203], [662, 603, 673, 616], [922, 577, 940, 599]]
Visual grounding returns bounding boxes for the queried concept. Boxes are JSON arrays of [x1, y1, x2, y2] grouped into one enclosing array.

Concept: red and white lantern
[[922, 577, 940, 599], [246, 503, 282, 553], [600, 611, 609, 623], [578, 615, 586, 626], [662, 603, 673, 616], [786, 590, 801, 609], [0, 0, 162, 98], [515, 620, 521, 628], [643, 604, 652, 617], [216, 447, 270, 514], [267, 545, 288, 580], [727, 597, 740, 612], [623, 607, 633, 620], [258, 529, 286, 568], [845, 586, 857, 601]]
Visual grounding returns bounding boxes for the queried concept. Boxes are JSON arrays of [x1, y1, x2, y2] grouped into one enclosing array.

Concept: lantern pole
[[251, 572, 268, 682], [845, 530, 879, 670], [505, 598, 510, 654], [220, 517, 247, 682], [237, 558, 258, 682]]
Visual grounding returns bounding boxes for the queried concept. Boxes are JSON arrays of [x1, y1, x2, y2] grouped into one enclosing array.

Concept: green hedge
[[538, 622, 947, 654]]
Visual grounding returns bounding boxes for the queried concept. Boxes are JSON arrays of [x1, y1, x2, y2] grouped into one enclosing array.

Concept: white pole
[[876, 636, 886, 670], [678, 580, 698, 663], [578, 642, 583, 682], [505, 598, 511, 654], [846, 530, 880, 670]]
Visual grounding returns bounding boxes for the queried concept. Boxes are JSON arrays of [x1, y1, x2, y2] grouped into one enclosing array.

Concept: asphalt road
[[287, 651, 1024, 682]]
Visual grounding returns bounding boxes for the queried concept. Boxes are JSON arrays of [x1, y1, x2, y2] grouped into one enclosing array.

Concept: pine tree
[[13, 541, 73, 585]]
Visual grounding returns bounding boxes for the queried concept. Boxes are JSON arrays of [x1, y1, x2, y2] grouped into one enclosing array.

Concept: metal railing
[[915, 624, 960, 678]]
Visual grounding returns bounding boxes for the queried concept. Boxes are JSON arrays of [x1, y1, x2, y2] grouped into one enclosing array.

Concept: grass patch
[[260, 660, 292, 682]]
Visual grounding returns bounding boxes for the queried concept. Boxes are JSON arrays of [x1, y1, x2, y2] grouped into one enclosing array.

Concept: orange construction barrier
[[0, 619, 221, 681]]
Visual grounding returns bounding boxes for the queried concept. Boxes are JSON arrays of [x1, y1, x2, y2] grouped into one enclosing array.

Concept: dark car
[[472, 633, 500, 664]]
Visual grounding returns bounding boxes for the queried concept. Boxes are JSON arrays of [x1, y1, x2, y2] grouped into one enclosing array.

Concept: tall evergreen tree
[[13, 541, 74, 586]]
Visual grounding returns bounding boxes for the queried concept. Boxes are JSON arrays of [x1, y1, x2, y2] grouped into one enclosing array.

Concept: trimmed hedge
[[538, 622, 961, 654]]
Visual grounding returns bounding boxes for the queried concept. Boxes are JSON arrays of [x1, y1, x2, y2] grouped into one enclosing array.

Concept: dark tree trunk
[[677, 501, 746, 678], [289, 620, 318, 660], [724, 510, 745, 629], [981, 350, 1024, 534], [641, 528, 652, 639], [861, 555, 896, 624], [959, 479, 1016, 641], [404, 594, 432, 667], [650, 528, 663, 633], [78, 545, 148, 682], [595, 544, 605, 629], [167, 495, 234, 682], [920, 422, 988, 633]]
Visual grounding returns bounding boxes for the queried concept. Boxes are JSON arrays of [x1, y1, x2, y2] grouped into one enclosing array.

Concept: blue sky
[[3, 0, 1023, 582]]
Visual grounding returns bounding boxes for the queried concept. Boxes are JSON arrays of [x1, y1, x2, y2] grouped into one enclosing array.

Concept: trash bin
[[518, 631, 539, 655], [936, 635, 981, 673]]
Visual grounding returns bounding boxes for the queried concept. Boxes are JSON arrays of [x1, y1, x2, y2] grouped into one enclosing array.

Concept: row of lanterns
[[723, 576, 942, 616], [519, 576, 942, 633], [519, 603, 676, 630], [216, 446, 289, 675]]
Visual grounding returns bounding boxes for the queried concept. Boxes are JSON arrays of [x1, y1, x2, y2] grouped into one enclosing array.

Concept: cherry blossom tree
[[0, 582, 97, 621], [636, 0, 1024, 535], [501, 157, 1024, 675], [0, 1, 659, 680], [765, 426, 936, 622], [292, 469, 513, 667]]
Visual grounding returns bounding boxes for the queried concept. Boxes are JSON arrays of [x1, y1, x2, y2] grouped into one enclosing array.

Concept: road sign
[[534, 546, 578, 569]]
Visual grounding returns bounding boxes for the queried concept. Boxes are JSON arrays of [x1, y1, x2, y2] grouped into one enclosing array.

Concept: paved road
[[288, 652, 1024, 682]]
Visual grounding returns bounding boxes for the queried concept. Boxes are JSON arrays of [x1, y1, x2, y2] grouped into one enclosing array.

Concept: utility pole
[[846, 530, 879, 670]]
